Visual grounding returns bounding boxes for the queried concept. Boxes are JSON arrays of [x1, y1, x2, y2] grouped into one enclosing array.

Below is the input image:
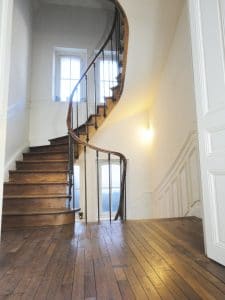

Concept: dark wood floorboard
[[0, 217, 225, 299]]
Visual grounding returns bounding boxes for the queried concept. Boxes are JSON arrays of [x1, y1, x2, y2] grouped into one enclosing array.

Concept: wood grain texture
[[1, 218, 225, 299]]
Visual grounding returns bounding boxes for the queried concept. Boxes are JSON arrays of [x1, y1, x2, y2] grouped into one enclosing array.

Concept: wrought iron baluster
[[85, 75, 88, 121], [124, 175, 127, 221], [72, 141, 75, 210], [96, 151, 100, 223], [68, 134, 72, 209], [102, 50, 106, 117], [94, 63, 98, 129], [76, 93, 79, 136], [108, 153, 112, 223], [84, 146, 87, 224], [111, 36, 114, 98]]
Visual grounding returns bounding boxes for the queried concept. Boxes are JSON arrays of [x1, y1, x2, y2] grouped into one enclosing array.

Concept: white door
[[189, 0, 225, 265]]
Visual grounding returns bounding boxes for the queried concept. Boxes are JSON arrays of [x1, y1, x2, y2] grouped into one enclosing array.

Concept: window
[[54, 48, 86, 102], [100, 161, 121, 217], [74, 165, 80, 208], [99, 53, 118, 103]]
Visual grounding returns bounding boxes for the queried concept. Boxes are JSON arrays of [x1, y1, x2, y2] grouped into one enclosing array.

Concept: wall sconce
[[140, 125, 154, 143]]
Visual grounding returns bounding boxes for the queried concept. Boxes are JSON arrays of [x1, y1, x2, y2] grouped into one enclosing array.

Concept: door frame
[[0, 0, 14, 236], [188, 0, 225, 265], [188, 0, 208, 251]]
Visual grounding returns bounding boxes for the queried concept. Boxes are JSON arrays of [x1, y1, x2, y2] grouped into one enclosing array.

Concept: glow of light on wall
[[139, 126, 154, 144]]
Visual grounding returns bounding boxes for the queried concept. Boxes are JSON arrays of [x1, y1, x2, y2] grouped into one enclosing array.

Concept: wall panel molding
[[151, 131, 202, 218]]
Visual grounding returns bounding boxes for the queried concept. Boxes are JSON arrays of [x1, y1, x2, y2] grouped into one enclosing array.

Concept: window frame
[[53, 48, 87, 102]]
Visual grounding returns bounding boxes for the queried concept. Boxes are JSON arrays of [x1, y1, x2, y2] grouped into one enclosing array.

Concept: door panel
[[189, 0, 225, 265]]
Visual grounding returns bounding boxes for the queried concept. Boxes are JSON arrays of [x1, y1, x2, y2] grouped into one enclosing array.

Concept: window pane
[[101, 188, 120, 213], [60, 79, 70, 101], [71, 57, 80, 79], [112, 188, 120, 212], [111, 164, 120, 187], [60, 57, 70, 79], [101, 162, 120, 215], [102, 189, 109, 212], [112, 62, 118, 81], [100, 60, 118, 82], [71, 81, 80, 102], [75, 190, 80, 208], [101, 165, 109, 187], [100, 59, 118, 103], [74, 165, 80, 208], [74, 165, 80, 187], [100, 83, 105, 103]]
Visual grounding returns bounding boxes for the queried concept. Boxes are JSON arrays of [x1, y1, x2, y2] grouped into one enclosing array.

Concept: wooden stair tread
[[24, 151, 68, 155], [17, 160, 69, 163], [3, 208, 80, 216], [9, 170, 68, 174], [4, 182, 69, 185], [30, 143, 68, 149], [4, 194, 71, 199]]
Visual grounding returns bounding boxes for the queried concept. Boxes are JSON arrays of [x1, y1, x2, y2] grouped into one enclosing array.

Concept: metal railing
[[66, 1, 127, 223]]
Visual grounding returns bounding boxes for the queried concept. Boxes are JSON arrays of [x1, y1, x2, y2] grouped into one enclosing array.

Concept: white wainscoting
[[151, 131, 202, 219]]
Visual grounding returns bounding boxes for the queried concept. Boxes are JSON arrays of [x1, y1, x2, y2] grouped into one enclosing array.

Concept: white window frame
[[53, 47, 87, 102]]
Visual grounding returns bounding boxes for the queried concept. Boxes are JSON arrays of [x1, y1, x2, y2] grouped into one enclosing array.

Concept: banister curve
[[66, 0, 128, 221]]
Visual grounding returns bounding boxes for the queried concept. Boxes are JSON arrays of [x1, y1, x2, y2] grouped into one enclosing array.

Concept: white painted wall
[[0, 0, 14, 233], [2, 0, 193, 222], [29, 4, 114, 145], [149, 2, 202, 218], [81, 0, 185, 220], [4, 0, 33, 180], [78, 110, 153, 221]]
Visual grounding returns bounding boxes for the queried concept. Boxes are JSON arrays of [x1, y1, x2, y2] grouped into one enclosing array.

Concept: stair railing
[[67, 1, 128, 223]]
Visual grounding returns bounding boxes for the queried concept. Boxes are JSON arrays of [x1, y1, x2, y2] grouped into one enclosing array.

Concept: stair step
[[49, 135, 70, 145], [23, 151, 68, 161], [30, 143, 69, 153], [3, 208, 79, 216], [97, 104, 107, 115], [16, 160, 69, 171], [3, 194, 70, 210], [4, 182, 68, 196], [2, 208, 80, 228], [9, 170, 68, 183]]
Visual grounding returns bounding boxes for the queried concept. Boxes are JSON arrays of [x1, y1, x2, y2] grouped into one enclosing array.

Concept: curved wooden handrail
[[66, 0, 128, 221], [68, 128, 127, 220]]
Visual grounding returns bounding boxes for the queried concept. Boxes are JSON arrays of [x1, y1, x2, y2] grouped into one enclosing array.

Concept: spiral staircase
[[2, 0, 128, 228]]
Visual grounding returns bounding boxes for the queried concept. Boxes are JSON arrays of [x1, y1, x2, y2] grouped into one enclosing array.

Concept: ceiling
[[36, 0, 113, 9]]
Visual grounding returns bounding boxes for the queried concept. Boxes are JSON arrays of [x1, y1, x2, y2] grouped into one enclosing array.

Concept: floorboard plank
[[0, 218, 224, 299]]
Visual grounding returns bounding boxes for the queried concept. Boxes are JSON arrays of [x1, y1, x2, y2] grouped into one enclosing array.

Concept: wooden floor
[[0, 217, 225, 299]]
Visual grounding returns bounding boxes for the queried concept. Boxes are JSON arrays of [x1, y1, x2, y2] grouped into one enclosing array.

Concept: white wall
[[0, 0, 14, 233], [4, 0, 33, 180], [29, 4, 114, 146], [79, 110, 153, 221], [80, 0, 184, 220], [149, 2, 202, 218]]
